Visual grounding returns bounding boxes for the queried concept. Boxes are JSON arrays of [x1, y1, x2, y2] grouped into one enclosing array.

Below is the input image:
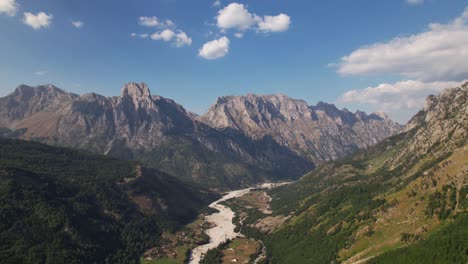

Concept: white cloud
[[216, 3, 259, 31], [136, 16, 190, 47], [151, 29, 175, 41], [0, 0, 18, 16], [234, 32, 243, 38], [407, 0, 424, 5], [138, 16, 175, 29], [72, 20, 84, 28], [139, 16, 159, 27], [164, 19, 175, 28], [174, 31, 192, 47], [150, 29, 191, 47], [131, 32, 150, 39], [213, 0, 221, 7], [337, 80, 465, 122], [23, 12, 53, 30], [215, 2, 291, 35], [337, 8, 468, 81], [199, 36, 230, 60], [258, 14, 290, 32]]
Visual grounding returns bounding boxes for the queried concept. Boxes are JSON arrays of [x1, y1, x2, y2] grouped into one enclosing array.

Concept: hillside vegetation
[[260, 84, 468, 263], [0, 138, 218, 263]]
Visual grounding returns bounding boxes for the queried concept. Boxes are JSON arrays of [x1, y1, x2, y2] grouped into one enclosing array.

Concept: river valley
[[188, 182, 291, 264]]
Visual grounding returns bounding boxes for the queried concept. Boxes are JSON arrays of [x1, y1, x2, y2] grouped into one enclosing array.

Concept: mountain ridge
[[0, 83, 313, 189], [0, 137, 219, 263], [0, 82, 401, 189], [199, 92, 402, 164], [252, 83, 468, 263]]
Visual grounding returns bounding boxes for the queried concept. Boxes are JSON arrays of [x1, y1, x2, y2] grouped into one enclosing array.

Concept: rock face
[[199, 94, 402, 164], [389, 82, 468, 168], [0, 83, 313, 189], [264, 83, 468, 264], [0, 82, 402, 188]]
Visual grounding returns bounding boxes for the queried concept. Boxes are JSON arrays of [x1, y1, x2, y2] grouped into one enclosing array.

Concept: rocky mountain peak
[[12, 84, 68, 97], [200, 93, 402, 164], [372, 111, 390, 119], [121, 82, 151, 98]]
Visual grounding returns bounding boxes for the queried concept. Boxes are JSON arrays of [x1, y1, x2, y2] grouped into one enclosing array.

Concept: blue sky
[[0, 0, 467, 123]]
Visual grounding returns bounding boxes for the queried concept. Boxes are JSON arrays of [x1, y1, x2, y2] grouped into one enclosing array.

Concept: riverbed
[[188, 182, 290, 264]]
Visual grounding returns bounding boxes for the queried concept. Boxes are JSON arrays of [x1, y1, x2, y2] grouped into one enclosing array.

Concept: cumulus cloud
[[23, 12, 53, 29], [150, 29, 192, 47], [216, 3, 259, 31], [234, 32, 243, 38], [336, 8, 468, 81], [258, 14, 290, 32], [135, 16, 191, 47], [199, 36, 230, 60], [407, 0, 424, 5], [213, 0, 221, 7], [337, 80, 465, 122], [216, 3, 290, 33], [174, 31, 192, 47], [138, 16, 175, 29], [139, 16, 159, 27], [130, 33, 150, 39], [72, 20, 84, 28], [151, 29, 175, 41], [0, 0, 18, 16]]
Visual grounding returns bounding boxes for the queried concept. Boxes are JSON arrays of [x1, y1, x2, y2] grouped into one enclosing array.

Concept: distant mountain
[[0, 83, 312, 189], [199, 93, 402, 164], [257, 83, 467, 263], [0, 137, 219, 263], [0, 83, 400, 189]]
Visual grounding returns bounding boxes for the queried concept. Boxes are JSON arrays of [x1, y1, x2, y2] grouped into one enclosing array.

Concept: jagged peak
[[354, 110, 367, 115], [121, 82, 151, 98], [79, 92, 108, 101], [312, 101, 341, 114], [215, 95, 232, 105], [461, 81, 468, 89], [314, 101, 337, 108], [370, 111, 392, 121], [211, 93, 308, 107], [11, 84, 73, 97]]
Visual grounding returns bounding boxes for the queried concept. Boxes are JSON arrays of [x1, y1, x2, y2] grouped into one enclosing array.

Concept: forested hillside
[[0, 138, 218, 263], [260, 84, 467, 263]]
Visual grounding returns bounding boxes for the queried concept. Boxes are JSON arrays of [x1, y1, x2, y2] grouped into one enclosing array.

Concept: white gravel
[[188, 182, 291, 264]]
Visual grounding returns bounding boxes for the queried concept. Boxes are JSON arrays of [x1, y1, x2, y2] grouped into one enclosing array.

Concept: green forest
[[0, 138, 217, 263]]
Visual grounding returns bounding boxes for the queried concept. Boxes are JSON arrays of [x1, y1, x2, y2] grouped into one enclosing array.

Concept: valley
[[143, 182, 290, 264], [143, 83, 468, 264], [2, 2, 468, 263], [0, 84, 466, 264]]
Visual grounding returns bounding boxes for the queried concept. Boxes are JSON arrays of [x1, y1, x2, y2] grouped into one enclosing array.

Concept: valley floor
[[144, 182, 290, 264]]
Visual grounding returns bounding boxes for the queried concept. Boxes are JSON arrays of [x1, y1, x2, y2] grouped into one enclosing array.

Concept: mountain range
[[253, 82, 468, 263], [0, 82, 466, 264], [200, 93, 401, 164], [0, 82, 401, 189]]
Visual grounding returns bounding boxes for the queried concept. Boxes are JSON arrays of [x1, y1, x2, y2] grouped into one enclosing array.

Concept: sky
[[0, 0, 467, 123]]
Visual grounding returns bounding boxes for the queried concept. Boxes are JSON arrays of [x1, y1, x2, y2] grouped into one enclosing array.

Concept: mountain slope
[[200, 93, 402, 164], [259, 83, 467, 263], [0, 83, 312, 189], [0, 137, 218, 263]]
